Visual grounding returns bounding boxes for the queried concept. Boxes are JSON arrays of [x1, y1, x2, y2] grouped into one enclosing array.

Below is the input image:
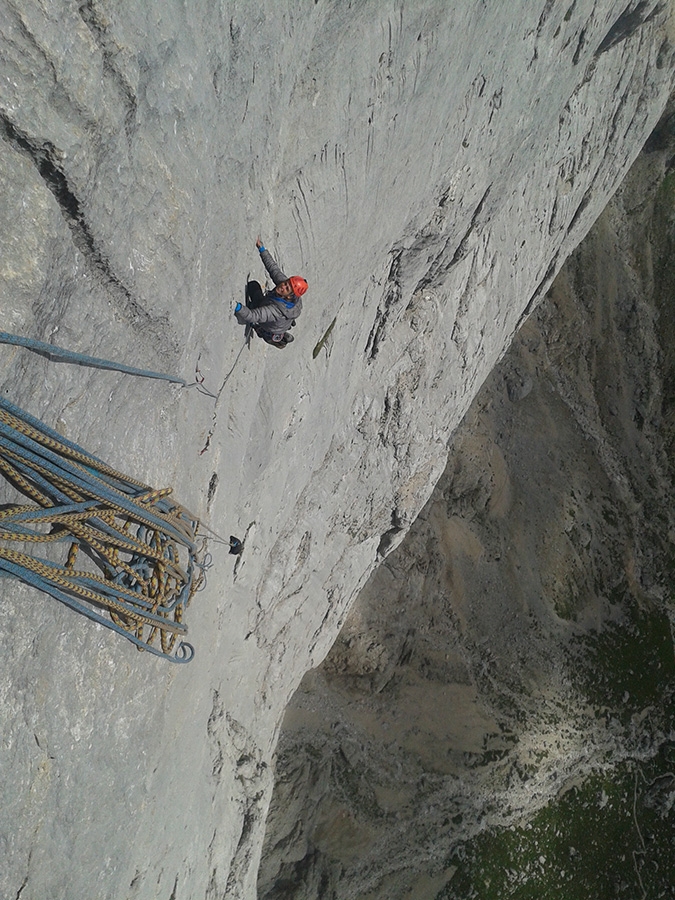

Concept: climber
[[234, 238, 308, 348]]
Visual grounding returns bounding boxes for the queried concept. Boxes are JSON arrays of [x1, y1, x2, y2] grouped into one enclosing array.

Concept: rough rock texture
[[1, 2, 675, 899], [259, 109, 675, 898]]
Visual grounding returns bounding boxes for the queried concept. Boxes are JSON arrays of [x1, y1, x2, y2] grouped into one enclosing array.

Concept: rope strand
[[0, 397, 202, 662], [0, 331, 185, 385]]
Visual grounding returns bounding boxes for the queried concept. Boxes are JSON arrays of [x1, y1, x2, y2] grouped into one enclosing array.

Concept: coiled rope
[[0, 397, 202, 663]]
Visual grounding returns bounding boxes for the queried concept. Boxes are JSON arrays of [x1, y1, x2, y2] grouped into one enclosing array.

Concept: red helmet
[[289, 276, 308, 298]]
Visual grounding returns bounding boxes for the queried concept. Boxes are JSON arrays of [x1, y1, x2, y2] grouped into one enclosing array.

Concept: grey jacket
[[235, 248, 303, 335]]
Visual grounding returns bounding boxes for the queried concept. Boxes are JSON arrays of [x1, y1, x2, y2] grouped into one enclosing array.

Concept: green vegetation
[[653, 168, 675, 472], [442, 745, 675, 900], [440, 599, 675, 899], [575, 601, 675, 725], [551, 577, 582, 621]]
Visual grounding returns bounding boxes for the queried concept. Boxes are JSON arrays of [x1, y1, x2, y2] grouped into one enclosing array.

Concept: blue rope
[[0, 398, 202, 662], [0, 397, 112, 468], [0, 331, 186, 385], [0, 420, 194, 546], [0, 556, 194, 663]]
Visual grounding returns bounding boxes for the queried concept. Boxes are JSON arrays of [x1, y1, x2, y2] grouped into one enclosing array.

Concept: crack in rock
[[77, 0, 139, 140], [596, 0, 663, 57], [0, 111, 178, 360]]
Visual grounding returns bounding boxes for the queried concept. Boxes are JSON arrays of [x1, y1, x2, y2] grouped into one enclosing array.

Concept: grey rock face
[[259, 108, 675, 899], [0, 2, 674, 899]]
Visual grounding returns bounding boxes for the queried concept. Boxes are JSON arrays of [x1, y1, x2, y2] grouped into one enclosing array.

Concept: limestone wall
[[0, 2, 674, 898]]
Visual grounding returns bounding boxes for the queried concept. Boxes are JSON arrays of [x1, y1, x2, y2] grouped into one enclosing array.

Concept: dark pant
[[245, 281, 266, 309], [245, 282, 287, 342]]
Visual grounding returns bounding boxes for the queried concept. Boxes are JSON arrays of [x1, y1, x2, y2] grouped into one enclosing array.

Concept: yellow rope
[[0, 546, 187, 633], [0, 400, 203, 661], [0, 406, 150, 488]]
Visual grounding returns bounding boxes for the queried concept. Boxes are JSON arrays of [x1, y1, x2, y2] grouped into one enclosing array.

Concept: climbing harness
[[0, 396, 203, 662]]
